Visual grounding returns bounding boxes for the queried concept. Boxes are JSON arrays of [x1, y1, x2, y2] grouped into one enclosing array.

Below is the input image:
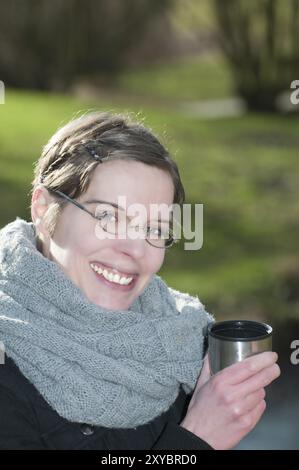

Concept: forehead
[[83, 160, 175, 207]]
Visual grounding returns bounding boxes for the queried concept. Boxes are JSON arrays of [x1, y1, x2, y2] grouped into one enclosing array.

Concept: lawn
[[115, 54, 234, 102], [0, 55, 298, 322]]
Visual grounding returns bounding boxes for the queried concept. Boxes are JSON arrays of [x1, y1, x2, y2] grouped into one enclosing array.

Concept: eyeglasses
[[48, 189, 179, 249]]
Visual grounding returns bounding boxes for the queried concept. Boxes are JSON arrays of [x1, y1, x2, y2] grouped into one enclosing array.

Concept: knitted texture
[[0, 218, 213, 428]]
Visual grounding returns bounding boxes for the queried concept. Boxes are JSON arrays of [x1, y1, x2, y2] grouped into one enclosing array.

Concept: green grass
[[1, 58, 298, 322], [115, 54, 235, 102]]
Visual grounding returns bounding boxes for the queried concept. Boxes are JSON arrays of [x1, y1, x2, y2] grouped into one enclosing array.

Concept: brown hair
[[31, 111, 185, 236]]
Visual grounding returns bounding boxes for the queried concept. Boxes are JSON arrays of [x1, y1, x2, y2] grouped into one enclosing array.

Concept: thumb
[[196, 353, 212, 389]]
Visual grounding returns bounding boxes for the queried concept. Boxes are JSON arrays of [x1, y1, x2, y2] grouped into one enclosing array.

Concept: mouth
[[89, 261, 138, 291]]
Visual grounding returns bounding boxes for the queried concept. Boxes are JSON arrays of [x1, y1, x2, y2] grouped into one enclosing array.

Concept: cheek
[[51, 220, 94, 264], [69, 234, 101, 266], [146, 250, 165, 275]]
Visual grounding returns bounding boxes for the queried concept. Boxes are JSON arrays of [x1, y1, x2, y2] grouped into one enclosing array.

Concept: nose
[[115, 231, 147, 259]]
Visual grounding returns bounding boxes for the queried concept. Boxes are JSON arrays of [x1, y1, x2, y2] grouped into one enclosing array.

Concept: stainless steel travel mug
[[208, 320, 272, 374]]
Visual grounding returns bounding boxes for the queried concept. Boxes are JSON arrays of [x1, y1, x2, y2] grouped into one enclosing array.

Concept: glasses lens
[[94, 204, 127, 235], [94, 203, 175, 248], [146, 224, 174, 248]]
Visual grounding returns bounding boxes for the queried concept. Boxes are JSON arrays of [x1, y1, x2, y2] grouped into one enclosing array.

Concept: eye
[[148, 226, 171, 238], [148, 227, 161, 236], [95, 210, 117, 223]]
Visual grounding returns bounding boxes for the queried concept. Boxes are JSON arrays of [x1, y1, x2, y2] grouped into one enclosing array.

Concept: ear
[[31, 185, 53, 237]]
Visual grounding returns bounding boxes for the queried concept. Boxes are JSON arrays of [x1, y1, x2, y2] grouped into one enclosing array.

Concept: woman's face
[[34, 160, 174, 310]]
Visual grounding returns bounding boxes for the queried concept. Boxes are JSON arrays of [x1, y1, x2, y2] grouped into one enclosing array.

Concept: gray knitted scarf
[[0, 217, 213, 428]]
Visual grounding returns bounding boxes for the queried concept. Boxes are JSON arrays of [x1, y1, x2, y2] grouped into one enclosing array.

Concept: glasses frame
[[48, 189, 179, 249]]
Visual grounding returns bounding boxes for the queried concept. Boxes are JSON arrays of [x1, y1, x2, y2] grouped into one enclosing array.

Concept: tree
[[0, 0, 174, 90], [213, 0, 299, 111]]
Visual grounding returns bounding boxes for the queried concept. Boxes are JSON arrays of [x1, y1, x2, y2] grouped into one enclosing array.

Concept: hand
[[180, 351, 280, 450]]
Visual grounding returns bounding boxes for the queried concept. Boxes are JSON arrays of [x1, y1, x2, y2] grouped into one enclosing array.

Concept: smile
[[90, 262, 135, 286]]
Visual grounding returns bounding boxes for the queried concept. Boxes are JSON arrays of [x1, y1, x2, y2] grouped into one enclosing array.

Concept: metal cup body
[[208, 320, 272, 374]]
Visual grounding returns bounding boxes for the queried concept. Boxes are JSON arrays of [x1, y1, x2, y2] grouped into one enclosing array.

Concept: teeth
[[103, 269, 111, 279], [90, 263, 134, 285]]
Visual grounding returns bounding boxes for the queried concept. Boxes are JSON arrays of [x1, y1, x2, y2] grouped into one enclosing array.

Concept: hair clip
[[88, 148, 102, 161], [85, 146, 110, 163]]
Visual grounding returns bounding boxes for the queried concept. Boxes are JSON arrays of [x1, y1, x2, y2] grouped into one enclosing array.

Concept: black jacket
[[0, 356, 213, 450]]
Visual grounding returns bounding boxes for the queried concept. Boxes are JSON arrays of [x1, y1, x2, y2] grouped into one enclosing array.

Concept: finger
[[231, 388, 266, 418], [196, 354, 211, 389], [219, 352, 278, 385], [244, 388, 266, 413], [234, 363, 280, 397], [243, 399, 267, 432]]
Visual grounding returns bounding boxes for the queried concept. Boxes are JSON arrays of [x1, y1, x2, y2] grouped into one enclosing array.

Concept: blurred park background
[[0, 0, 298, 449]]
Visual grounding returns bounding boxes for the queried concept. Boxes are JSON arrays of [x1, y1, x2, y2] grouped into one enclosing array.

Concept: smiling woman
[[35, 158, 176, 311], [0, 111, 280, 451], [31, 112, 182, 311]]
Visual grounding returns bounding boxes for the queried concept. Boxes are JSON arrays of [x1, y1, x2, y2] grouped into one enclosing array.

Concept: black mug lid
[[208, 320, 272, 342]]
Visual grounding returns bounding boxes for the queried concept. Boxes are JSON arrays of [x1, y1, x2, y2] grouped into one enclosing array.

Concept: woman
[[0, 112, 279, 450]]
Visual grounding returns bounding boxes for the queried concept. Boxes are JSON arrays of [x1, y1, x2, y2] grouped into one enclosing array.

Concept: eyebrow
[[84, 199, 125, 210], [83, 199, 172, 224]]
